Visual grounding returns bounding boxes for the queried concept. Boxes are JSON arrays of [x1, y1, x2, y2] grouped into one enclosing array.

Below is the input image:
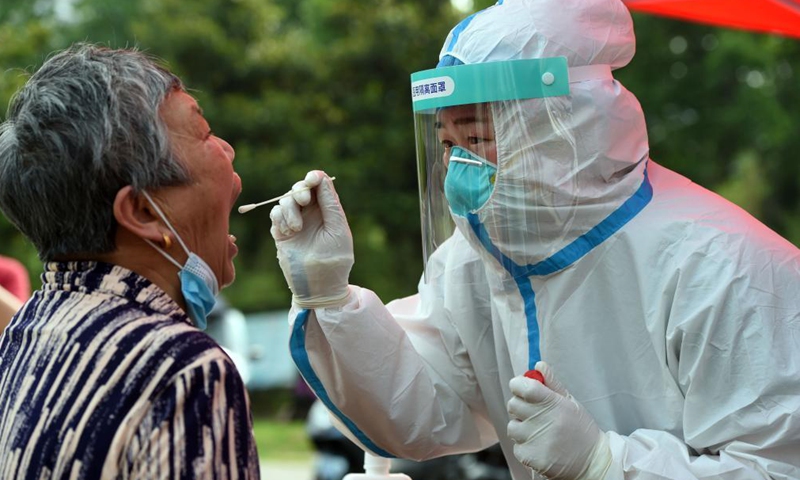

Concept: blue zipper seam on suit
[[467, 170, 653, 368]]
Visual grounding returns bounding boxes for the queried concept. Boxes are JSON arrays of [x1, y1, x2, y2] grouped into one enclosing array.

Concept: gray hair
[[0, 44, 191, 261]]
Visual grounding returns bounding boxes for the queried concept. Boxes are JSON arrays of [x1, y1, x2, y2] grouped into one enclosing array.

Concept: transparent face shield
[[411, 58, 572, 282]]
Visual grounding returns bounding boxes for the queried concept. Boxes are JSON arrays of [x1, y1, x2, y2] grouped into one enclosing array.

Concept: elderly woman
[[0, 44, 259, 478]]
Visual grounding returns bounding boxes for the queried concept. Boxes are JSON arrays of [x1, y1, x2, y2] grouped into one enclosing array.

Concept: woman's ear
[[113, 186, 163, 242]]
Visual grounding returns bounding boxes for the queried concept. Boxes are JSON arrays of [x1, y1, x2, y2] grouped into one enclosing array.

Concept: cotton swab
[[238, 176, 336, 214]]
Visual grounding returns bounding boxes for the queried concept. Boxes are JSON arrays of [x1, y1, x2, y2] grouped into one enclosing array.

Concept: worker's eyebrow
[[435, 116, 483, 129]]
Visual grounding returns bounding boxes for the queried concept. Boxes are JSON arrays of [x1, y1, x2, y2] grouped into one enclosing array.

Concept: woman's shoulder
[[127, 312, 233, 367]]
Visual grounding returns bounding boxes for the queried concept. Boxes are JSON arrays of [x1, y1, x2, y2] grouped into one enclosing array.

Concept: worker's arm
[[291, 284, 497, 461], [289, 233, 497, 461], [272, 172, 496, 459], [604, 237, 800, 479]]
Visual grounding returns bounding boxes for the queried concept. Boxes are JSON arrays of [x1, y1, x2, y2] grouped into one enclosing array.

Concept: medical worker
[[270, 0, 800, 478]]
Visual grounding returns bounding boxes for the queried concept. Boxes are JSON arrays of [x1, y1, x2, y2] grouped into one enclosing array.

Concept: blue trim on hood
[[441, 13, 478, 59], [466, 170, 653, 369], [439, 0, 504, 65], [289, 309, 395, 458], [524, 169, 653, 276], [437, 55, 464, 67]]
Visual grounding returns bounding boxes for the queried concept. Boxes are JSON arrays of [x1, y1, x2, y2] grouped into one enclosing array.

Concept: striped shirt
[[0, 261, 260, 479]]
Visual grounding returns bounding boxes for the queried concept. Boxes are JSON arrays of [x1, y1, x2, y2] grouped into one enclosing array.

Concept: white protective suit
[[281, 0, 800, 478]]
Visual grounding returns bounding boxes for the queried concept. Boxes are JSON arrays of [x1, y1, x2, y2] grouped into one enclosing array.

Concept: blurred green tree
[[618, 14, 800, 246], [0, 0, 62, 283]]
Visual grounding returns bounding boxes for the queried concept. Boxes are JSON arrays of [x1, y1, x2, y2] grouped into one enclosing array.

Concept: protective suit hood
[[439, 0, 636, 68], [436, 0, 651, 269]]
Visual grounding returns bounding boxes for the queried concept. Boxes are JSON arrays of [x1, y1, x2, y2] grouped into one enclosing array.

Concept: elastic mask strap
[[141, 191, 192, 269], [568, 64, 613, 84], [145, 238, 184, 271]]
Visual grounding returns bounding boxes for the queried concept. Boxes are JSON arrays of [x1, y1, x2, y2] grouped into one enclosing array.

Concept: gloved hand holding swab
[[238, 176, 336, 214]]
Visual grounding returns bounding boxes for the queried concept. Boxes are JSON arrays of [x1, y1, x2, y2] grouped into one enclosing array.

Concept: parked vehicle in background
[[306, 399, 512, 480], [237, 309, 299, 391], [206, 303, 316, 419], [205, 296, 252, 384], [206, 302, 299, 391]]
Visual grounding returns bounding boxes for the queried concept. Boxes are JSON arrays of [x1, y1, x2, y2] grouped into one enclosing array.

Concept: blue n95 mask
[[141, 191, 219, 330], [444, 146, 497, 217]]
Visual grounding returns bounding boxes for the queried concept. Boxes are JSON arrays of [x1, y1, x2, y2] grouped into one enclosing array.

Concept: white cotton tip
[[237, 175, 337, 215]]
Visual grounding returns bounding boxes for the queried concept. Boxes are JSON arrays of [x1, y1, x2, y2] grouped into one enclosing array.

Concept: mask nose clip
[[449, 155, 484, 166]]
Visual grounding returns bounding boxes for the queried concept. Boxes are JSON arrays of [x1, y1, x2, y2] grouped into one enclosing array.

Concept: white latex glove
[[270, 170, 354, 309], [507, 361, 612, 480]]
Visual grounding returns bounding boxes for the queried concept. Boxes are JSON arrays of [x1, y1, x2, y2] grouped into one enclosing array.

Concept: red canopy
[[623, 0, 800, 39]]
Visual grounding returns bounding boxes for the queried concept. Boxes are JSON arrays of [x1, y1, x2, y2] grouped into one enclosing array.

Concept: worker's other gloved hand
[[270, 171, 353, 309], [507, 361, 612, 480]]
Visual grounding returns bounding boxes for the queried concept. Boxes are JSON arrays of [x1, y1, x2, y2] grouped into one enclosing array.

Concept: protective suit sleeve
[[600, 206, 800, 480], [288, 237, 497, 461]]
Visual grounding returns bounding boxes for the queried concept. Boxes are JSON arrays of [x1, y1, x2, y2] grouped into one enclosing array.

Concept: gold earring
[[162, 233, 172, 249]]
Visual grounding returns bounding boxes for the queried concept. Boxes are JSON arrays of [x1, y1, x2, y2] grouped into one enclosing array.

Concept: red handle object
[[524, 369, 545, 384]]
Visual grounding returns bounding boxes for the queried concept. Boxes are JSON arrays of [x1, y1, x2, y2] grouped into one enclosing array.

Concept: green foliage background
[[1, 0, 799, 312]]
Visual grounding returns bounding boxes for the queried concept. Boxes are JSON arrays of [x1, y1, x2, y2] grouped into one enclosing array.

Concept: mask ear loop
[[140, 190, 191, 271]]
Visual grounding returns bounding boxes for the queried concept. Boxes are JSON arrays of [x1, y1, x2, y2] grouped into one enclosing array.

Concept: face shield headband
[[410, 58, 612, 279]]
